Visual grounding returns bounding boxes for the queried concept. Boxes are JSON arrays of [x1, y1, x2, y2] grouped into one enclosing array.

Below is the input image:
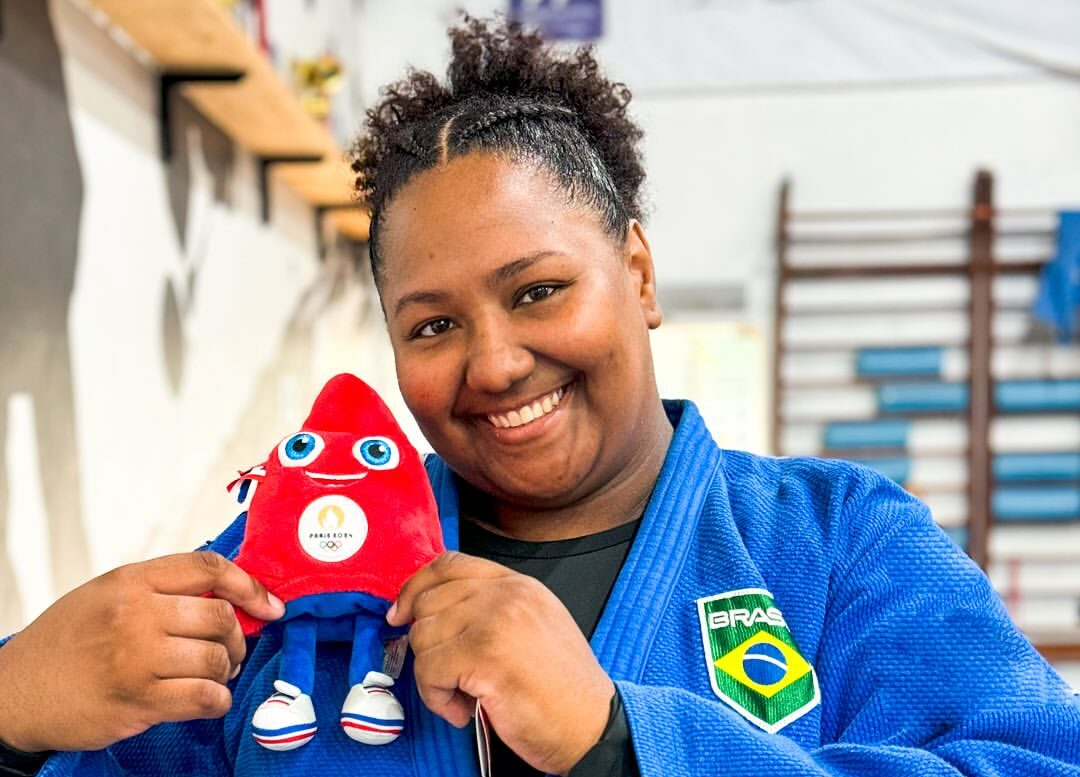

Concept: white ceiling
[[593, 0, 1080, 93]]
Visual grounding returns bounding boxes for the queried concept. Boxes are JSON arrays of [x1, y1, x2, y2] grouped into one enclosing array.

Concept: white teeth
[[486, 385, 568, 429]]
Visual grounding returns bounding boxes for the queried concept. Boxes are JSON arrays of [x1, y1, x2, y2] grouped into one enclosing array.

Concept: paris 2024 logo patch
[[696, 588, 819, 733]]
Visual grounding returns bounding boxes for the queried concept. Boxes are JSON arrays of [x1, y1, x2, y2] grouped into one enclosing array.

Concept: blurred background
[[1, 0, 1078, 685]]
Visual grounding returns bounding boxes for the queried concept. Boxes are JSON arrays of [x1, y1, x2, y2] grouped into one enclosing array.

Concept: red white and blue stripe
[[251, 722, 318, 748], [339, 713, 404, 737]]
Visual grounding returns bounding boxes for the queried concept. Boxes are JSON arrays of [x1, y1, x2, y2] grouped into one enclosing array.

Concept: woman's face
[[377, 152, 663, 510]]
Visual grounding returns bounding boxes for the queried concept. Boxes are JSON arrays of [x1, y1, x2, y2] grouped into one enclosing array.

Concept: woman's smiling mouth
[[486, 384, 567, 429]]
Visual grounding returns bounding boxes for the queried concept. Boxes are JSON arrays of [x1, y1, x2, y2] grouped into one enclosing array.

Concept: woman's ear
[[625, 220, 663, 330]]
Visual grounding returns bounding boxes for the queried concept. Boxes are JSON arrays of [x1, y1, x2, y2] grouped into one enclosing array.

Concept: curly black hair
[[350, 15, 646, 281]]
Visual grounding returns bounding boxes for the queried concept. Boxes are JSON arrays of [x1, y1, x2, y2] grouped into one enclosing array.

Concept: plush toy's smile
[[305, 471, 369, 484]]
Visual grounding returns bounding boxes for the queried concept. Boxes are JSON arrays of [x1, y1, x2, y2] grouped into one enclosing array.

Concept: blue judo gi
[[25, 400, 1080, 775]]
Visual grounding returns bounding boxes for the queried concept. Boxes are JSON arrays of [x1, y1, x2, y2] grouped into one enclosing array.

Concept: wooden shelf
[[1034, 640, 1080, 662], [329, 208, 372, 243], [87, 0, 367, 236], [279, 156, 356, 208], [89, 0, 250, 70]]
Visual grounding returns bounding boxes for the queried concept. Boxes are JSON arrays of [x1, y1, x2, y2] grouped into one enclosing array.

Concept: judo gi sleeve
[[27, 719, 232, 777], [615, 475, 1080, 776], [0, 520, 247, 777]]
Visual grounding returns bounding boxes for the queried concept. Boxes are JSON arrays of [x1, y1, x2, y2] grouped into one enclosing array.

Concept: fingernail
[[268, 593, 285, 615], [230, 664, 242, 680], [386, 601, 398, 623]]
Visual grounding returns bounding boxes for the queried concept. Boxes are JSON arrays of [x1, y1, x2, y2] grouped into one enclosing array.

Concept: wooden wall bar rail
[[774, 172, 1079, 657]]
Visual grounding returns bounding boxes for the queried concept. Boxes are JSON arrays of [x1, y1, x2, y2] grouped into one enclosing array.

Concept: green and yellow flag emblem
[[696, 588, 819, 733]]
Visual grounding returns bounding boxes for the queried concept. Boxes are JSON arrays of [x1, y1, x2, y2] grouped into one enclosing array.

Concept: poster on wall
[[508, 0, 603, 41], [650, 321, 769, 455]]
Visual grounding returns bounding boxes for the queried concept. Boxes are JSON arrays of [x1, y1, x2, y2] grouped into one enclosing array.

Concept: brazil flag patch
[[696, 588, 819, 733]]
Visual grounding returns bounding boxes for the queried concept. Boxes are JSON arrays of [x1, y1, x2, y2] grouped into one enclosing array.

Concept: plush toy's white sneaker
[[252, 680, 318, 751], [340, 671, 405, 745]]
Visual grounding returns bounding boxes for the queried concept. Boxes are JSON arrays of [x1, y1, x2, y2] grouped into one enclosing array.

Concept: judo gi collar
[[420, 400, 728, 773], [588, 400, 724, 679], [426, 399, 723, 683]]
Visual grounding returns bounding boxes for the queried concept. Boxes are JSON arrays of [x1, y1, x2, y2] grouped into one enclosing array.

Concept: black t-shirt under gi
[[460, 517, 641, 777]]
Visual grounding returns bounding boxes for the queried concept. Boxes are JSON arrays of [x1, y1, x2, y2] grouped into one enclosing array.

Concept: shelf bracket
[[257, 155, 324, 224], [159, 69, 246, 161], [314, 204, 362, 259]]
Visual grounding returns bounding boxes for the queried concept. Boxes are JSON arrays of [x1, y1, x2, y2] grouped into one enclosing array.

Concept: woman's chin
[[464, 459, 596, 512]]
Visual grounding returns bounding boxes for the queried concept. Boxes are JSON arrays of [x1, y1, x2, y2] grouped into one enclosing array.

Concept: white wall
[[637, 76, 1080, 326], [55, 0, 311, 574], [1, 1, 404, 631], [345, 1, 1080, 327]]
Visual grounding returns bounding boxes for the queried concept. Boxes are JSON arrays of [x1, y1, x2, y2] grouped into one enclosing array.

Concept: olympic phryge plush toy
[[225, 374, 444, 751]]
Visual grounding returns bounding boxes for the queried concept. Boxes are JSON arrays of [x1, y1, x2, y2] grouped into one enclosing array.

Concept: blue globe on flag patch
[[742, 641, 788, 685]]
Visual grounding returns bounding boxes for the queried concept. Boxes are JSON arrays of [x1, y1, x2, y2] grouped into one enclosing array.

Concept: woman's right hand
[[0, 551, 283, 753]]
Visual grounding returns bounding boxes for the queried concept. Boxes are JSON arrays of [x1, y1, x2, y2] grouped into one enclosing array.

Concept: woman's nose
[[464, 323, 534, 395]]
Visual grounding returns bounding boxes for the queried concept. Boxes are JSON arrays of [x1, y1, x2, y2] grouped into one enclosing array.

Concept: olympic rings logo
[[319, 540, 343, 551]]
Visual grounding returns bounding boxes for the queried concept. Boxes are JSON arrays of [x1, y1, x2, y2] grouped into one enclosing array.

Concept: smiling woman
[[377, 153, 669, 536], [350, 16, 671, 545], [2, 13, 1080, 777]]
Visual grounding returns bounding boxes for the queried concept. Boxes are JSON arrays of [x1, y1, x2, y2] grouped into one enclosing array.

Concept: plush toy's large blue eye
[[353, 436, 399, 470], [277, 432, 324, 467]]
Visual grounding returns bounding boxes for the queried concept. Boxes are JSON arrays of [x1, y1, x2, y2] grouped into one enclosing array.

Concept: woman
[[1, 16, 1078, 777]]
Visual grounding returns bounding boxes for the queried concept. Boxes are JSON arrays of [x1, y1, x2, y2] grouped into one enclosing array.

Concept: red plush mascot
[[226, 374, 444, 751]]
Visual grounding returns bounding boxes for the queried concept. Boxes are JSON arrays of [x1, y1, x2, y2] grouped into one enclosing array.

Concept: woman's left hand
[[387, 551, 614, 776]]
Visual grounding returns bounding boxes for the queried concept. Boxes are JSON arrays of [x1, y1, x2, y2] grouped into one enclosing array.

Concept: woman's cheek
[[396, 360, 439, 416]]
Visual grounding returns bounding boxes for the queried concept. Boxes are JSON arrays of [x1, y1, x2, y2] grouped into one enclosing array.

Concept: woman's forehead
[[384, 154, 559, 233], [377, 154, 611, 288]]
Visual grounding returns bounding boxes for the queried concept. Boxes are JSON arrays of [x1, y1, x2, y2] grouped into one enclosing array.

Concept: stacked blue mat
[[870, 380, 1080, 414], [825, 348, 1080, 530], [993, 452, 1080, 522], [855, 347, 1080, 414]]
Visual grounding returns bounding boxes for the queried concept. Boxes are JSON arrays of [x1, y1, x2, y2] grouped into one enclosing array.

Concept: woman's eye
[[414, 318, 454, 338], [517, 284, 559, 305], [277, 432, 325, 467], [353, 437, 400, 470]]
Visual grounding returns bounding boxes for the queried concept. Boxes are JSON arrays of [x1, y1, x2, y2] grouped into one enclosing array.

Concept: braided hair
[[350, 15, 646, 282]]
